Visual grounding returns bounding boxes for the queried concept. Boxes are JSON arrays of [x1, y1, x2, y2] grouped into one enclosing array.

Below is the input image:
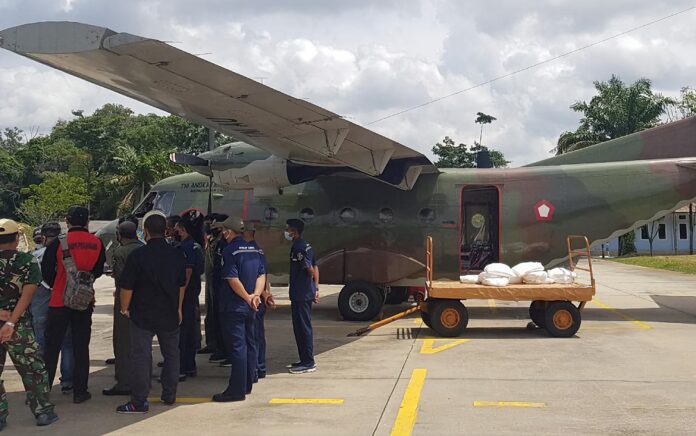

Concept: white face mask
[[284, 231, 293, 241]]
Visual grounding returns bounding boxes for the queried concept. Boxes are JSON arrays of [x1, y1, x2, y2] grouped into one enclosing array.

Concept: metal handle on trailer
[[426, 236, 433, 293], [566, 235, 595, 310]]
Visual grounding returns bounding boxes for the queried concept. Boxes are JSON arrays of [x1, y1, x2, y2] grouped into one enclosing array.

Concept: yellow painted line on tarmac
[[488, 299, 497, 312], [419, 338, 470, 354], [591, 299, 652, 330], [269, 398, 344, 405], [473, 401, 546, 408], [390, 368, 427, 436], [412, 318, 423, 325], [147, 397, 210, 404]]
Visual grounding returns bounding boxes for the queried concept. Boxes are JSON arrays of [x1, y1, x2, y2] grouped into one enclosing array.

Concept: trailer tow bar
[[347, 304, 422, 337]]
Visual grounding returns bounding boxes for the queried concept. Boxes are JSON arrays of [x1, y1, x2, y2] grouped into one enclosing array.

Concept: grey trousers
[[129, 320, 180, 405], [113, 293, 131, 389]]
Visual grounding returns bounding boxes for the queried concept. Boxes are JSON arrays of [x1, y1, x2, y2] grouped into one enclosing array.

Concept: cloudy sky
[[1, 0, 695, 165]]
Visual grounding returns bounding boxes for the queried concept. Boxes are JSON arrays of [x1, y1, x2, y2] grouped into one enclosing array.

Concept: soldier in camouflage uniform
[[0, 219, 58, 430]]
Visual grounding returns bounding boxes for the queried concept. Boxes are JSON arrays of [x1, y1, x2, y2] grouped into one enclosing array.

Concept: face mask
[[284, 231, 293, 241]]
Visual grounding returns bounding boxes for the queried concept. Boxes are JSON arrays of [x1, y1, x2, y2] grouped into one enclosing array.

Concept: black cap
[[66, 206, 89, 227], [286, 218, 304, 233]]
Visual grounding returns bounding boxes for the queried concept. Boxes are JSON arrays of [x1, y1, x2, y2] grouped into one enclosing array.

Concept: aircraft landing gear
[[338, 281, 384, 321]]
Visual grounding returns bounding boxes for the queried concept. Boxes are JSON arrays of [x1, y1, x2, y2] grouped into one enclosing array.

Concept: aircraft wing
[[0, 22, 434, 189]]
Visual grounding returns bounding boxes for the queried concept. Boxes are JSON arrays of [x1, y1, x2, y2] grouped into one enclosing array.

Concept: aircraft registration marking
[[419, 339, 470, 354], [390, 368, 427, 436], [591, 299, 652, 330]]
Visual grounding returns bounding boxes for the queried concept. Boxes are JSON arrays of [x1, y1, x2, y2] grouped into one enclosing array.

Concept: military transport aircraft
[[2, 22, 695, 321]]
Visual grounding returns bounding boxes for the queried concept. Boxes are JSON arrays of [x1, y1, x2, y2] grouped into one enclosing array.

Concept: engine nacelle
[[212, 156, 290, 196]]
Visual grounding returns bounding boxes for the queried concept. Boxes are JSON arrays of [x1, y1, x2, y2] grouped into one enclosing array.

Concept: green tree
[[432, 136, 508, 168], [17, 172, 91, 226], [665, 86, 696, 121], [552, 75, 674, 155], [475, 112, 497, 147], [0, 148, 25, 217]]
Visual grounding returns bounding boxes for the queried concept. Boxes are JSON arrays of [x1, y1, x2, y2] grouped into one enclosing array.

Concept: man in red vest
[[41, 206, 105, 404]]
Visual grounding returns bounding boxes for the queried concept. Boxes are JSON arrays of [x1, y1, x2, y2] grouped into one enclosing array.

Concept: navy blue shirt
[[178, 237, 204, 304], [220, 236, 266, 313], [289, 238, 316, 302], [212, 237, 228, 285]]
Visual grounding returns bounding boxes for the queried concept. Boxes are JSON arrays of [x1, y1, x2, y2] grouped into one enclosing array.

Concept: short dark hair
[[286, 218, 305, 233], [0, 233, 17, 245], [66, 205, 89, 227], [118, 221, 138, 240], [41, 222, 61, 237], [118, 214, 139, 227], [144, 214, 166, 237], [166, 215, 181, 228]]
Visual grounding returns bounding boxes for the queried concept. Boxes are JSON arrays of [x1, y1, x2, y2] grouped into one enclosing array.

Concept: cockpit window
[[153, 191, 176, 216], [132, 192, 157, 218]]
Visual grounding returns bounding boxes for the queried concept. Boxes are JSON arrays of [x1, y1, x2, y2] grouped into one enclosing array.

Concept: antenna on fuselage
[[207, 128, 215, 215]]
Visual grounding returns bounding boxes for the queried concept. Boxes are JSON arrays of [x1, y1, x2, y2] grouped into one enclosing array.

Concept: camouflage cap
[[213, 216, 244, 233], [0, 219, 20, 236]]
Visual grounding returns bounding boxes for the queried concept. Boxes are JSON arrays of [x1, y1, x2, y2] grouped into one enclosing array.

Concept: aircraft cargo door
[[460, 185, 500, 272]]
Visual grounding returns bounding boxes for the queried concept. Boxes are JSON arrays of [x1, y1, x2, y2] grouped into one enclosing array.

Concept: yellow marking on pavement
[[269, 398, 344, 405], [473, 401, 546, 408], [419, 338, 470, 354], [591, 299, 652, 330], [390, 369, 427, 436], [147, 397, 211, 404], [488, 299, 497, 312], [412, 318, 423, 325]]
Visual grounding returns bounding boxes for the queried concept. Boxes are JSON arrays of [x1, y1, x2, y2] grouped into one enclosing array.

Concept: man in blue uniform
[[285, 219, 319, 374], [212, 217, 265, 402]]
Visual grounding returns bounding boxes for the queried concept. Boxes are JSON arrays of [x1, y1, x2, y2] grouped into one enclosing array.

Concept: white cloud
[[0, 0, 695, 166]]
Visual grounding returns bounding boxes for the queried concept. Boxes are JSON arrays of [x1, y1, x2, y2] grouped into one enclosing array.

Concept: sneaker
[[102, 386, 131, 396], [288, 364, 316, 374], [116, 401, 149, 414], [209, 354, 226, 363], [73, 392, 92, 404], [285, 362, 302, 369], [105, 358, 116, 365], [219, 360, 233, 368], [61, 385, 73, 395], [161, 396, 176, 405], [212, 392, 245, 403], [36, 411, 59, 427], [257, 371, 266, 379]]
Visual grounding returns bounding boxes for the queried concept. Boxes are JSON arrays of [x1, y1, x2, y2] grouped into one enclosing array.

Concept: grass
[[612, 255, 696, 275]]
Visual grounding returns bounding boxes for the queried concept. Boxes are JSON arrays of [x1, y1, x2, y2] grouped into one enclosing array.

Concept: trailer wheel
[[338, 281, 384, 321], [429, 300, 468, 337], [529, 300, 546, 328], [544, 301, 581, 338], [420, 309, 432, 328]]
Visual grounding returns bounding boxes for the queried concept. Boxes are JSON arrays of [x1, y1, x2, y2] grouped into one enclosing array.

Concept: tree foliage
[[2, 104, 232, 222], [432, 136, 508, 168], [553, 75, 675, 155]]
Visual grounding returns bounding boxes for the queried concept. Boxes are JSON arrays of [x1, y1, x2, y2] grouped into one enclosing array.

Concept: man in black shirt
[[115, 213, 187, 414]]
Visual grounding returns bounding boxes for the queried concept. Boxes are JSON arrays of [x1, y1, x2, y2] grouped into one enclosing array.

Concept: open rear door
[[460, 185, 500, 273]]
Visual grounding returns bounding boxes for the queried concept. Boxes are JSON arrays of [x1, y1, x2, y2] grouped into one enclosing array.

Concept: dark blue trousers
[[220, 310, 257, 396], [179, 298, 198, 374], [255, 302, 266, 374], [291, 300, 314, 366]]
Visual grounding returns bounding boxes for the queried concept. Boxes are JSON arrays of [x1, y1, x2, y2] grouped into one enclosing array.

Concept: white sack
[[481, 276, 510, 287], [523, 270, 551, 284], [507, 275, 523, 284], [547, 268, 577, 284], [459, 275, 480, 284], [511, 262, 544, 277], [483, 263, 516, 278]]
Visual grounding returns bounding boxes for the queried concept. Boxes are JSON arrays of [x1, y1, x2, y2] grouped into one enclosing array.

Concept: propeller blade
[[169, 152, 209, 167]]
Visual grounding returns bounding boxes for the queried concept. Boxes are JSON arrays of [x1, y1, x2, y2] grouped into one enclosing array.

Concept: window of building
[[679, 223, 688, 239], [339, 207, 356, 223], [678, 214, 687, 220], [379, 208, 394, 224], [264, 207, 279, 221], [640, 225, 649, 240], [418, 208, 435, 224], [658, 223, 666, 239], [300, 208, 315, 222]]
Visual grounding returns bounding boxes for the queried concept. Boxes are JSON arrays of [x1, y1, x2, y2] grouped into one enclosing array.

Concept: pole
[[207, 128, 215, 215], [690, 203, 694, 255]]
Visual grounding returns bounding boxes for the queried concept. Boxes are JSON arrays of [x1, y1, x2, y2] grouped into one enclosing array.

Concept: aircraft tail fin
[[527, 117, 696, 167]]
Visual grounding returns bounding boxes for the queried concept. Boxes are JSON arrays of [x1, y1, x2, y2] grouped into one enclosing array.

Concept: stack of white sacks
[[459, 262, 577, 286]]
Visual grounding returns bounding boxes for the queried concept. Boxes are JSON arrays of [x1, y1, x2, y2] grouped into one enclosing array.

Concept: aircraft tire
[[429, 300, 468, 337], [544, 301, 581, 338], [529, 300, 546, 328], [338, 281, 384, 321]]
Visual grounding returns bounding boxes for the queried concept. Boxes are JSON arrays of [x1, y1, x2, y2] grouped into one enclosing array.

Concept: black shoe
[[60, 385, 73, 395], [258, 371, 266, 379], [184, 370, 197, 378], [209, 354, 226, 363], [197, 346, 214, 354], [219, 360, 233, 368], [36, 411, 59, 427], [73, 392, 92, 404], [212, 393, 245, 403], [157, 361, 164, 368], [161, 397, 176, 405], [105, 358, 116, 365], [102, 387, 131, 396], [285, 362, 302, 368], [116, 401, 149, 414]]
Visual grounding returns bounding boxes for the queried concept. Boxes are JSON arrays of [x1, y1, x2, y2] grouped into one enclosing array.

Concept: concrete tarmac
[[2, 259, 696, 435]]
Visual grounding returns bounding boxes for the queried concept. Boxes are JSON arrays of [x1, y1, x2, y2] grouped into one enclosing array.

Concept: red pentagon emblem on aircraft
[[534, 200, 555, 222]]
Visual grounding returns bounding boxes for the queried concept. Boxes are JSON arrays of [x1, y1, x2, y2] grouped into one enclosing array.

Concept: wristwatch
[[5, 321, 15, 328], [120, 309, 129, 317]]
